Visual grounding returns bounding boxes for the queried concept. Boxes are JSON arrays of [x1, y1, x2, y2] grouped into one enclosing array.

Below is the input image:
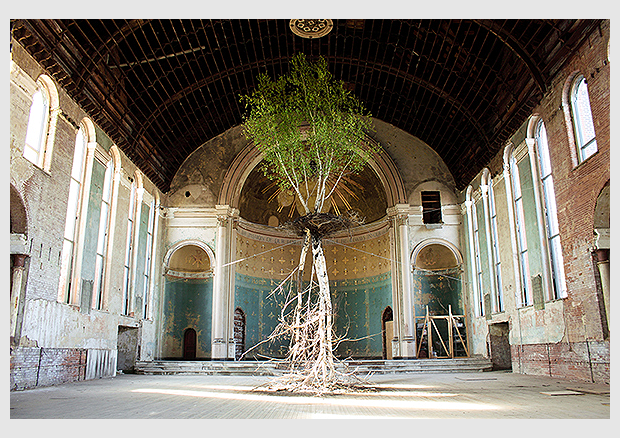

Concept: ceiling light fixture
[[289, 19, 334, 39]]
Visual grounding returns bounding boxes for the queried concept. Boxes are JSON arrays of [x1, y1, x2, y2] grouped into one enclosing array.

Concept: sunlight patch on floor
[[132, 387, 501, 411]]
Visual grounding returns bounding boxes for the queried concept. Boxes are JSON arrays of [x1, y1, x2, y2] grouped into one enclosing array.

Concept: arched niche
[[161, 241, 215, 360], [164, 241, 214, 278], [411, 239, 464, 317]]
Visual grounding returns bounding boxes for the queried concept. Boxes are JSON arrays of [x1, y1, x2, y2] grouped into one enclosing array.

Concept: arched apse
[[221, 136, 402, 360], [218, 134, 406, 216], [161, 242, 214, 359]]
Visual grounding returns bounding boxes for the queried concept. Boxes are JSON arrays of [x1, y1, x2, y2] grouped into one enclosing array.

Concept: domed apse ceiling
[[239, 161, 388, 226], [11, 19, 603, 192]]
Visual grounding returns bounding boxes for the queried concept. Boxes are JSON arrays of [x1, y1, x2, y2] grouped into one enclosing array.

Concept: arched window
[[465, 187, 484, 317], [121, 172, 156, 319], [484, 173, 504, 312], [22, 75, 58, 170], [122, 177, 138, 316], [92, 158, 114, 310], [23, 88, 49, 166], [58, 124, 89, 303], [535, 121, 567, 299], [570, 75, 598, 162], [509, 152, 532, 306], [142, 195, 157, 320]]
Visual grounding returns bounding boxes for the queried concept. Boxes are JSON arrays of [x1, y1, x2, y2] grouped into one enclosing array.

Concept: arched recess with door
[[411, 239, 466, 357], [161, 241, 215, 359]]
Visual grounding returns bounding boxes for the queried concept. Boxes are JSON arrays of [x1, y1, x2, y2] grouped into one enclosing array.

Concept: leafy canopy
[[241, 54, 376, 215]]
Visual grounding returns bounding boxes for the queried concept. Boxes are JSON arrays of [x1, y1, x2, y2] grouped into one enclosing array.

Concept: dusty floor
[[9, 370, 610, 420]]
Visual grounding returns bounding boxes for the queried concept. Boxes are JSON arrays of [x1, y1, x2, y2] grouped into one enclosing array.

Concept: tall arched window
[[472, 201, 485, 315], [465, 186, 484, 317], [570, 75, 598, 162], [22, 75, 58, 170], [141, 194, 157, 320], [486, 177, 504, 312], [122, 178, 138, 316], [510, 153, 532, 307], [58, 124, 88, 303], [92, 158, 114, 310], [535, 121, 567, 299]]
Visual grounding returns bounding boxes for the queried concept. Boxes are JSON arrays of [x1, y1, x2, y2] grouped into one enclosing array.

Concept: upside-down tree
[[241, 53, 378, 393]]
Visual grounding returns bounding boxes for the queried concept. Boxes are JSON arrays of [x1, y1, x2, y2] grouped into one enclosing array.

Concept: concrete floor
[[10, 370, 610, 420]]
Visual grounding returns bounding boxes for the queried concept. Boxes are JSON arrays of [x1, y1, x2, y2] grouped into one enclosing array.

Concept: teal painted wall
[[235, 272, 393, 359], [234, 273, 290, 359], [331, 272, 392, 358], [413, 267, 463, 317], [162, 277, 213, 359]]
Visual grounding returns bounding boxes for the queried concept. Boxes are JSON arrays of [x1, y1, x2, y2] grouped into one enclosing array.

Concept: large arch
[[218, 131, 407, 211]]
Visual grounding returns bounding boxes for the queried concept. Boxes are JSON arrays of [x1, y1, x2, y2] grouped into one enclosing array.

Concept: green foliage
[[241, 54, 376, 215]]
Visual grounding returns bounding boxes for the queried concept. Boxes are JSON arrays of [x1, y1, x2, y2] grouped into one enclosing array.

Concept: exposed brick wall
[[532, 21, 610, 344], [470, 21, 610, 383], [10, 347, 87, 390], [511, 340, 609, 384]]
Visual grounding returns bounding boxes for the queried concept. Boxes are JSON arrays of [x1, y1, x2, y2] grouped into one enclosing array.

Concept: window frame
[[22, 75, 59, 171], [534, 119, 568, 300], [570, 74, 598, 163], [58, 123, 91, 304], [465, 186, 484, 317], [92, 158, 115, 310], [22, 88, 49, 167], [482, 171, 504, 313], [509, 151, 533, 307]]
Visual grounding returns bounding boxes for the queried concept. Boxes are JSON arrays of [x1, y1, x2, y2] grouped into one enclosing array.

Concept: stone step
[[135, 356, 492, 376]]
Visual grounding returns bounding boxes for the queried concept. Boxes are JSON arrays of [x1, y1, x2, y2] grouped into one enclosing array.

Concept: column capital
[[387, 204, 410, 226]]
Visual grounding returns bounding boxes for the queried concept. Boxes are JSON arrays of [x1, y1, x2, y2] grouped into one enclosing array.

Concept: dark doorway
[[488, 322, 512, 370], [382, 306, 393, 360], [117, 326, 139, 373], [183, 328, 197, 360], [234, 308, 246, 361]]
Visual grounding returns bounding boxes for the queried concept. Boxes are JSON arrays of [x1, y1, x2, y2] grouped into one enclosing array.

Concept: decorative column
[[226, 210, 239, 360], [388, 204, 416, 359], [212, 205, 234, 360], [10, 254, 28, 343]]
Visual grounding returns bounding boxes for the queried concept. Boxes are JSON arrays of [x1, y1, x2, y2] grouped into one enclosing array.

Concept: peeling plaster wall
[[10, 41, 165, 389], [167, 125, 249, 207], [371, 118, 457, 198]]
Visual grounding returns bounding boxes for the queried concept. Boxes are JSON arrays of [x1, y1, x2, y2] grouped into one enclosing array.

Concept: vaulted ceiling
[[11, 19, 603, 192]]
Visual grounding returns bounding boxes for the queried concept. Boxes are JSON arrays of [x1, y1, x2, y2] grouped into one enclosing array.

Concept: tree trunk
[[310, 233, 335, 386]]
